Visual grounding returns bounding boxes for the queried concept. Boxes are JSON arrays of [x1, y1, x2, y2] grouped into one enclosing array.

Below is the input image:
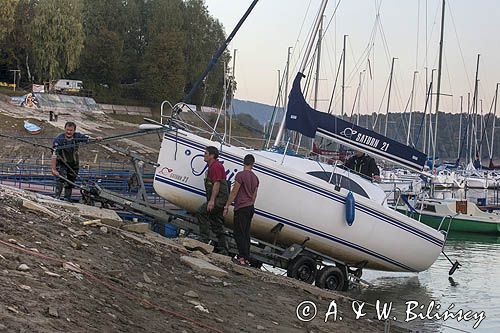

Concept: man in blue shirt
[[51, 121, 102, 200]]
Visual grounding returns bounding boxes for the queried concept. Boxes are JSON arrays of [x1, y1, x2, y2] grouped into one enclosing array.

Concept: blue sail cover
[[285, 72, 427, 171]]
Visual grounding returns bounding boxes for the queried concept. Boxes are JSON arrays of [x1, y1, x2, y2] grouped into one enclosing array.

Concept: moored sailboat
[[397, 198, 500, 234]]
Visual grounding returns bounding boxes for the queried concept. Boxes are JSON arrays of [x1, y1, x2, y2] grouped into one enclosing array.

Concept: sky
[[204, 0, 500, 116]]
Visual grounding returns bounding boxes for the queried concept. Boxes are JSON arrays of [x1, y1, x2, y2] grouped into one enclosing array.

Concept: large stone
[[143, 232, 188, 254], [17, 264, 30, 271], [22, 200, 59, 218], [121, 232, 154, 246], [48, 306, 59, 318], [143, 272, 153, 284], [231, 264, 256, 277], [122, 223, 149, 234], [190, 251, 210, 262], [180, 256, 228, 278], [183, 290, 199, 298], [207, 252, 232, 265], [181, 238, 214, 254], [68, 202, 123, 227], [38, 198, 76, 210]]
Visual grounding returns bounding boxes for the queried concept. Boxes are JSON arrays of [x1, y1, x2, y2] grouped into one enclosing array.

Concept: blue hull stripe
[[163, 133, 444, 247], [155, 174, 417, 271]]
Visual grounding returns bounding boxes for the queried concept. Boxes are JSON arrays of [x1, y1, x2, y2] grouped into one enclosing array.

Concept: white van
[[53, 79, 83, 93]]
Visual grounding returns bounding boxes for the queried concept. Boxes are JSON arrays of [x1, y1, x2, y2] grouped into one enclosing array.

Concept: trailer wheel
[[316, 266, 348, 291], [248, 259, 262, 269], [287, 256, 317, 284]]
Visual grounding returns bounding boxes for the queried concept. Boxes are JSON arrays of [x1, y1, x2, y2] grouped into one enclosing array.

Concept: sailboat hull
[[397, 200, 500, 234], [407, 212, 500, 234], [154, 130, 444, 272]]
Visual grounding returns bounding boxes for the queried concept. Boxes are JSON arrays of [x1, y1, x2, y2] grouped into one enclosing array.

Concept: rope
[[0, 238, 224, 333]]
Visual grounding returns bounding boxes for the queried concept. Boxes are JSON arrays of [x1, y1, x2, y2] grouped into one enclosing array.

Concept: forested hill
[[0, 0, 232, 106], [231, 99, 284, 125], [358, 111, 500, 161], [231, 99, 500, 161]]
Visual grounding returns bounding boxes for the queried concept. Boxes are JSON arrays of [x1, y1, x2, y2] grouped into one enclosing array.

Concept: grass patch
[[0, 86, 27, 96]]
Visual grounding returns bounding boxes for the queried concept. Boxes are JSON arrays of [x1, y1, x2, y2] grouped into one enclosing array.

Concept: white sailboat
[[154, 129, 444, 272], [152, 0, 445, 274]]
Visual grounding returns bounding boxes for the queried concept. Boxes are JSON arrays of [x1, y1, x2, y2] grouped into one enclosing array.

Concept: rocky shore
[[0, 185, 409, 332]]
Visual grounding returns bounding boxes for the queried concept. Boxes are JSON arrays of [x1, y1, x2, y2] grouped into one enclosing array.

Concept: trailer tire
[[316, 266, 348, 291], [249, 259, 262, 269], [287, 256, 317, 284]]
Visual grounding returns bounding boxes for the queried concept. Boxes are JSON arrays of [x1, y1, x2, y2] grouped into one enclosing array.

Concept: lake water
[[348, 232, 500, 332]]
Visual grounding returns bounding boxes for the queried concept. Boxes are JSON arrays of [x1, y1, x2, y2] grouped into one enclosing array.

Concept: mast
[[274, 47, 293, 147], [490, 83, 499, 166], [407, 70, 418, 145], [431, 0, 445, 171], [228, 49, 237, 144], [423, 69, 428, 153], [480, 99, 483, 159], [356, 71, 365, 125], [470, 54, 480, 162], [265, 69, 283, 149], [467, 92, 471, 164], [457, 96, 463, 160], [311, 16, 324, 151], [426, 69, 436, 156], [211, 61, 228, 141], [341, 34, 347, 118], [314, 18, 323, 111], [384, 57, 397, 137], [274, 0, 329, 147]]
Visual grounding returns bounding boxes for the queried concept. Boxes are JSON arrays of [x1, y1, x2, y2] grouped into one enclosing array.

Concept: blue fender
[[345, 191, 355, 226]]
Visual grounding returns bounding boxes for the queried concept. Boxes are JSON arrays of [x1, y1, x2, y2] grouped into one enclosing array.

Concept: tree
[[79, 29, 122, 86], [0, 0, 19, 41], [119, 0, 147, 85], [182, 0, 231, 107], [138, 0, 186, 103], [140, 31, 186, 103], [78, 0, 125, 87], [234, 113, 263, 134], [0, 0, 35, 83], [28, 0, 84, 82]]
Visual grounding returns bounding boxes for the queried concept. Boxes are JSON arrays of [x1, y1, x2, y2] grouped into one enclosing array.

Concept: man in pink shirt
[[197, 146, 229, 254], [224, 154, 259, 266]]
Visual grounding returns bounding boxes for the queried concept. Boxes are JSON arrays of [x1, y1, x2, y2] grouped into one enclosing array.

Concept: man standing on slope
[[51, 121, 102, 200], [224, 154, 259, 266], [197, 146, 230, 254]]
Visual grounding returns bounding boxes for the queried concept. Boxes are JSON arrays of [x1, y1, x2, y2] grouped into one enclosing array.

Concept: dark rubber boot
[[63, 187, 73, 201], [215, 234, 229, 255], [54, 183, 63, 199]]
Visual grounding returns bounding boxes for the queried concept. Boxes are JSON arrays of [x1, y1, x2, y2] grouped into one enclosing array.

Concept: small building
[[53, 79, 83, 93]]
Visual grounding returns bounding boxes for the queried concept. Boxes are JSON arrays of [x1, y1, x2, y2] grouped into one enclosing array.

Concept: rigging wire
[[446, 1, 473, 93], [300, 0, 343, 76], [415, 0, 420, 70]]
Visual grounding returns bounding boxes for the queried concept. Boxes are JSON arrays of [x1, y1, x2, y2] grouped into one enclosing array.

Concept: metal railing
[[0, 161, 169, 207]]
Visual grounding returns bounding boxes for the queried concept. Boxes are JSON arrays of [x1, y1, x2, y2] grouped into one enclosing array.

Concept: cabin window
[[422, 204, 436, 212], [307, 171, 369, 199]]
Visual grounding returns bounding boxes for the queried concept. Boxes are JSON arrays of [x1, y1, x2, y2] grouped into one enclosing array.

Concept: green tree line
[[352, 111, 500, 162], [0, 0, 232, 106]]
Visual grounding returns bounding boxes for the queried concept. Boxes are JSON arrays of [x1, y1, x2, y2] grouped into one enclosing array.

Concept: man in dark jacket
[[51, 121, 102, 200], [344, 150, 381, 181]]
